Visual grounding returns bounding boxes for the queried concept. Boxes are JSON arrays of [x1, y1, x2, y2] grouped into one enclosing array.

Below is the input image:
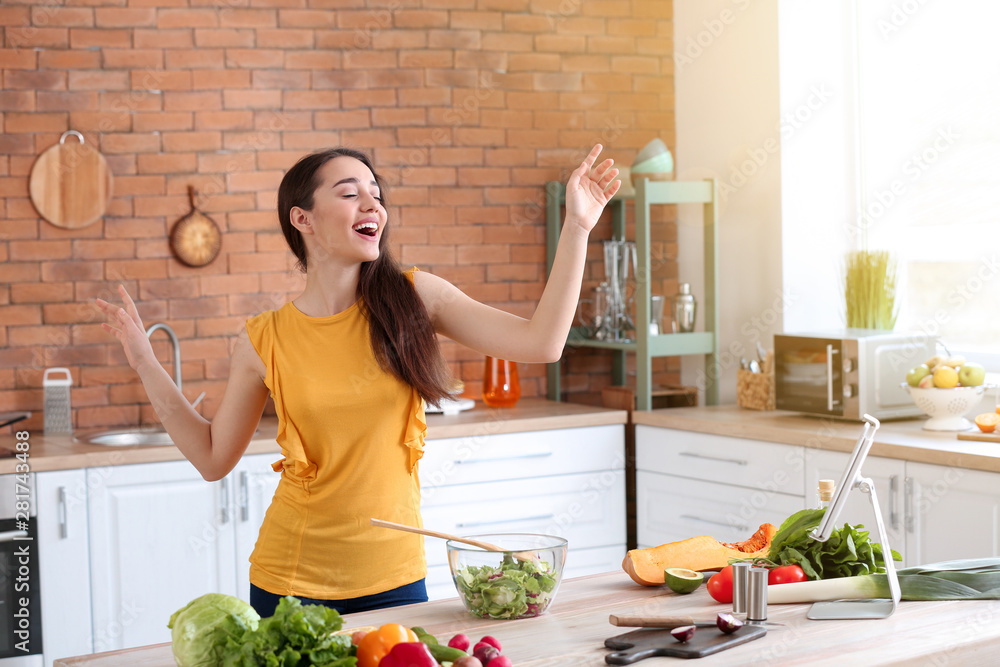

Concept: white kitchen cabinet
[[906, 461, 1000, 565], [803, 451, 908, 564], [635, 426, 806, 549], [37, 469, 93, 666], [419, 425, 626, 600], [636, 471, 805, 547], [804, 452, 1000, 567], [232, 454, 282, 602], [87, 460, 237, 652]]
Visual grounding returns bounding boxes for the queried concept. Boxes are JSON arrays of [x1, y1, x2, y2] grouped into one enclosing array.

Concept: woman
[[96, 144, 620, 616]]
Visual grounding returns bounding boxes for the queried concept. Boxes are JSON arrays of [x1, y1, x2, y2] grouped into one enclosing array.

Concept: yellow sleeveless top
[[244, 286, 428, 599]]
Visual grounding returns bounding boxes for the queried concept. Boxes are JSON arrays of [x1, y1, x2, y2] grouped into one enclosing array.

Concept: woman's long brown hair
[[278, 147, 454, 406]]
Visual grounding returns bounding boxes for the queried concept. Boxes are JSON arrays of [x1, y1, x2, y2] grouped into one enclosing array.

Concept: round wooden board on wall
[[29, 131, 113, 229], [170, 187, 222, 267]]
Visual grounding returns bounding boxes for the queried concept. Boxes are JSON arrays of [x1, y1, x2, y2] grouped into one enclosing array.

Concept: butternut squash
[[622, 523, 777, 586]]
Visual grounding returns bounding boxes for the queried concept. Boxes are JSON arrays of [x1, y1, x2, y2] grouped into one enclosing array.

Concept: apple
[[918, 374, 935, 388], [906, 364, 931, 387], [958, 362, 986, 387]]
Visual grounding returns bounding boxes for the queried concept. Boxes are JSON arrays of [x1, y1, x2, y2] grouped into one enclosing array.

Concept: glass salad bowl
[[446, 533, 567, 620]]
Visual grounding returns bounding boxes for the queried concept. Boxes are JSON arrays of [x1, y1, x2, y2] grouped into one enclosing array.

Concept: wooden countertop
[[633, 405, 1000, 473], [0, 399, 627, 474], [53, 570, 1000, 666]]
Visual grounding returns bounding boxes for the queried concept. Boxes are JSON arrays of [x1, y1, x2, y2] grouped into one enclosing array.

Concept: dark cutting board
[[604, 625, 767, 663]]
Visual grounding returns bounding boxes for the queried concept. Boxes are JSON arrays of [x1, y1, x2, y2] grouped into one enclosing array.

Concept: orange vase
[[482, 356, 521, 407]]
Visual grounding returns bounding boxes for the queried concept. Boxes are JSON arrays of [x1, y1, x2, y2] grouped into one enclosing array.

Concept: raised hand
[[95, 285, 156, 371], [564, 144, 621, 233]]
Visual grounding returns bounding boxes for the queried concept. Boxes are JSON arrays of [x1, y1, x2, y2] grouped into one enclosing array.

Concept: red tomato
[[768, 564, 808, 585], [706, 565, 734, 603]]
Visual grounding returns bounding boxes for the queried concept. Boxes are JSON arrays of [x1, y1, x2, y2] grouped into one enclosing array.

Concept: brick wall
[[0, 0, 677, 431]]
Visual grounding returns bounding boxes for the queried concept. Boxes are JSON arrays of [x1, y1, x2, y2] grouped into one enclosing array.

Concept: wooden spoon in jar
[[370, 518, 540, 562]]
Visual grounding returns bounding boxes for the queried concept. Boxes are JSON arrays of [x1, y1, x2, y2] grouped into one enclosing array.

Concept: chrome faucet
[[145, 322, 182, 394]]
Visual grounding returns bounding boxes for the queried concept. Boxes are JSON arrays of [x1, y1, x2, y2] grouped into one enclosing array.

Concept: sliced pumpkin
[[622, 523, 777, 586]]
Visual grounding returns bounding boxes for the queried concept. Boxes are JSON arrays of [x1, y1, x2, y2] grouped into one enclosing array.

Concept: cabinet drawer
[[636, 470, 804, 549], [420, 425, 624, 495], [636, 426, 805, 496], [422, 471, 625, 567]]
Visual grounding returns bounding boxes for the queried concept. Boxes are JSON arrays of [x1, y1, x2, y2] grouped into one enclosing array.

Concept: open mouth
[[353, 221, 378, 238]]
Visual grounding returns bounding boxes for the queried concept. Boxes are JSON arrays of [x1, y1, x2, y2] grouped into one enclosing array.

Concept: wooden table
[[54, 571, 1000, 666]]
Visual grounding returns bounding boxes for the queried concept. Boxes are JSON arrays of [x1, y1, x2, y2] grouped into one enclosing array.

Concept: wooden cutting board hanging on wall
[[169, 186, 222, 267], [29, 130, 113, 229]]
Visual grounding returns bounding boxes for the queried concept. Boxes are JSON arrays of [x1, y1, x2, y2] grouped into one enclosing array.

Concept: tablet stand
[[806, 415, 901, 620]]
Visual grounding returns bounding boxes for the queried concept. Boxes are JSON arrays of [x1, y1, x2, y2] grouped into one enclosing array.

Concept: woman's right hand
[[95, 285, 156, 372]]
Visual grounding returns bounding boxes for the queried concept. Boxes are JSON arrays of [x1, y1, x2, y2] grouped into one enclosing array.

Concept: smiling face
[[289, 156, 387, 268]]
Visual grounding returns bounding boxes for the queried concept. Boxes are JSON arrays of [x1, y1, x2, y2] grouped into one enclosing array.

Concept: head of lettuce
[[168, 593, 260, 667]]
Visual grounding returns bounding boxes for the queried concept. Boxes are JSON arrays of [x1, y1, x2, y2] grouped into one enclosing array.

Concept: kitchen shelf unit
[[545, 177, 720, 410]]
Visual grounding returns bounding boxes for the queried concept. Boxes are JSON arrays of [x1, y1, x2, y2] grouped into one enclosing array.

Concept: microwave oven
[[774, 330, 936, 420]]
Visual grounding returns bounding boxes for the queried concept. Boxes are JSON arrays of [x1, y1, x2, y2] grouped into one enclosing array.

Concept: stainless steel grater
[[43, 367, 73, 434]]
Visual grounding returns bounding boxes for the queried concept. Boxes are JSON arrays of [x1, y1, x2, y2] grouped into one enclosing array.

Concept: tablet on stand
[[806, 414, 901, 620]]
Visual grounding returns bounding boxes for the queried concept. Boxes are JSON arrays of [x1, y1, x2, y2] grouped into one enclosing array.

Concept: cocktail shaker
[[672, 283, 697, 333]]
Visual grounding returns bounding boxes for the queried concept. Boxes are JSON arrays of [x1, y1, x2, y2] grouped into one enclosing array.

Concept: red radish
[[453, 658, 483, 667], [478, 635, 502, 652], [448, 634, 471, 652], [489, 657, 513, 667]]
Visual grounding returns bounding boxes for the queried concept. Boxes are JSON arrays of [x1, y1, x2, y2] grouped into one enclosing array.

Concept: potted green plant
[[844, 249, 898, 330]]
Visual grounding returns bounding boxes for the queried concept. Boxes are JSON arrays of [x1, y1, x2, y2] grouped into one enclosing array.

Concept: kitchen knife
[[609, 614, 712, 629]]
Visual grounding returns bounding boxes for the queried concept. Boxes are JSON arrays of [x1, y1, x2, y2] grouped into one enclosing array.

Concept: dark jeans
[[250, 579, 428, 618]]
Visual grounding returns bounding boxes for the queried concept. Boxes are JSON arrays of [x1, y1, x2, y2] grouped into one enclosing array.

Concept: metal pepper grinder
[[672, 283, 697, 333]]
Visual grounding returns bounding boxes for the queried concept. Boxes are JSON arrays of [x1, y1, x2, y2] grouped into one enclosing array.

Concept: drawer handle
[[219, 477, 230, 525], [889, 475, 899, 531], [456, 514, 555, 528], [238, 471, 249, 523], [58, 486, 68, 539], [680, 515, 749, 532], [455, 452, 553, 465], [0, 530, 29, 543], [905, 477, 915, 534], [678, 452, 748, 466]]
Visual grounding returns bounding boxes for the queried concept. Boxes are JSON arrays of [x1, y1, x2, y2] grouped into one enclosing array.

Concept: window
[[780, 0, 1000, 367]]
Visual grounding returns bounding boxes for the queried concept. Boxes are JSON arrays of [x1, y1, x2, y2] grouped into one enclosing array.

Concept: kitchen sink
[[77, 429, 175, 447], [77, 427, 262, 447]]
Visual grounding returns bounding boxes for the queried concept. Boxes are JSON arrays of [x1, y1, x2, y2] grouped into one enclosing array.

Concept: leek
[[769, 558, 1000, 604]]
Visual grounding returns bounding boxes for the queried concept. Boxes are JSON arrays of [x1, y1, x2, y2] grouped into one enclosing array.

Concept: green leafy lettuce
[[169, 594, 355, 667], [765, 508, 902, 580], [221, 596, 355, 667], [168, 593, 261, 667], [455, 554, 558, 619]]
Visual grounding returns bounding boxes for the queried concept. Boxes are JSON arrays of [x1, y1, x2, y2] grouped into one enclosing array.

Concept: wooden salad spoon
[[370, 518, 540, 562]]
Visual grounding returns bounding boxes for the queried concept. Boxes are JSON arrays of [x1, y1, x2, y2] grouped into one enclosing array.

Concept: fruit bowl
[[902, 383, 988, 431], [446, 533, 567, 620]]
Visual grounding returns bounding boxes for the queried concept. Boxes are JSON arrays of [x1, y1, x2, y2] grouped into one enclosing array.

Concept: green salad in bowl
[[447, 533, 567, 620]]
